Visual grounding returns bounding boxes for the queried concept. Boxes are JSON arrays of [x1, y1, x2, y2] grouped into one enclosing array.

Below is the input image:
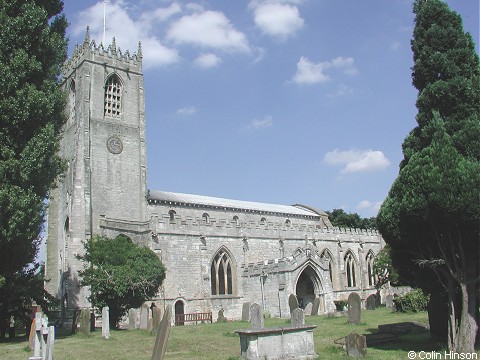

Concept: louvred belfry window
[[104, 75, 121, 117]]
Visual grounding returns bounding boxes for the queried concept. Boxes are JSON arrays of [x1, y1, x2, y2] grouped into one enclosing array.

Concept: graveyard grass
[[0, 308, 448, 359]]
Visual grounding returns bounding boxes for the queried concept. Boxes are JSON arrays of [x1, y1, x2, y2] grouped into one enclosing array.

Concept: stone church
[[45, 32, 384, 322]]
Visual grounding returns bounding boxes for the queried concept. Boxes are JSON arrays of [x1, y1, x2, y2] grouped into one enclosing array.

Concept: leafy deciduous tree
[[77, 235, 166, 329], [378, 0, 479, 352], [326, 208, 377, 230], [0, 0, 67, 336]]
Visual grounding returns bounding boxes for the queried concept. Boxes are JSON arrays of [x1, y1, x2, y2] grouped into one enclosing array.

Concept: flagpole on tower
[[103, 0, 106, 46]]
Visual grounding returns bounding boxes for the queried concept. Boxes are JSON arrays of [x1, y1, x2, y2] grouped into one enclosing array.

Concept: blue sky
[[63, 0, 479, 218]]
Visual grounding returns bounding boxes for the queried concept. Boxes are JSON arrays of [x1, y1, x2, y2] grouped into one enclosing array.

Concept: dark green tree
[[378, 0, 479, 352], [326, 209, 377, 230], [78, 236, 166, 329], [0, 0, 67, 336], [372, 245, 399, 294]]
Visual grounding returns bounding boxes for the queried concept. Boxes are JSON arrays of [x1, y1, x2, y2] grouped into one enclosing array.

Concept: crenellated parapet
[[62, 27, 143, 78]]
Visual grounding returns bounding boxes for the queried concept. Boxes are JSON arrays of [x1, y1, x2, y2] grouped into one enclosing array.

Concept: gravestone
[[241, 302, 251, 321], [345, 333, 366, 357], [151, 305, 172, 360], [140, 304, 149, 330], [311, 297, 320, 315], [249, 303, 264, 329], [128, 308, 137, 330], [79, 308, 91, 335], [304, 302, 313, 315], [102, 307, 110, 339], [385, 295, 394, 309], [217, 309, 227, 323], [291, 308, 305, 327], [288, 293, 299, 314], [348, 293, 361, 325], [366, 294, 376, 310], [151, 307, 162, 335]]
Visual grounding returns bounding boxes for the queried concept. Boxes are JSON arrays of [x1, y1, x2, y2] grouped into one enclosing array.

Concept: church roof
[[148, 190, 320, 218]]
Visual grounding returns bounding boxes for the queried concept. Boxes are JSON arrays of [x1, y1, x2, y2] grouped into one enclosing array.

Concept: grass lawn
[[0, 308, 446, 359]]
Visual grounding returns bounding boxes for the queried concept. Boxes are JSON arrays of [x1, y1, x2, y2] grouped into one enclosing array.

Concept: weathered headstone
[[304, 302, 313, 315], [348, 293, 361, 325], [102, 306, 110, 339], [385, 295, 394, 309], [291, 308, 305, 327], [311, 297, 320, 315], [140, 304, 149, 330], [241, 302, 251, 321], [151, 307, 162, 335], [217, 309, 227, 323], [79, 308, 91, 335], [128, 308, 137, 330], [151, 305, 172, 360], [366, 294, 376, 310], [345, 333, 366, 357], [288, 293, 299, 314], [249, 303, 264, 329]]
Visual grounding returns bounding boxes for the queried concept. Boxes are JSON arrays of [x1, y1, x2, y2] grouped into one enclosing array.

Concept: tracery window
[[104, 75, 122, 117], [211, 249, 234, 295], [366, 251, 375, 287], [344, 251, 357, 288]]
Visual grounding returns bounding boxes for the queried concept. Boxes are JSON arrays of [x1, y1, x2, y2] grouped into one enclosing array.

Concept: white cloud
[[327, 84, 354, 98], [140, 3, 182, 24], [72, 1, 180, 69], [167, 10, 250, 53], [250, 1, 304, 39], [292, 56, 357, 85], [323, 149, 390, 174], [357, 200, 382, 214], [176, 106, 197, 116], [389, 41, 401, 51], [247, 116, 273, 130], [194, 53, 222, 68]]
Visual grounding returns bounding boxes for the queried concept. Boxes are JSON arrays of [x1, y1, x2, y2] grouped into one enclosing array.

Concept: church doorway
[[295, 265, 323, 313], [174, 300, 185, 326]]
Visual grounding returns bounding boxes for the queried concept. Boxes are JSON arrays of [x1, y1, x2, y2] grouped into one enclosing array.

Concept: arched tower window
[[285, 219, 291, 227], [260, 217, 266, 225], [320, 249, 334, 286], [211, 248, 235, 295], [104, 74, 122, 117], [168, 210, 176, 223], [202, 213, 210, 224], [344, 251, 357, 288], [233, 216, 239, 226], [366, 251, 375, 287]]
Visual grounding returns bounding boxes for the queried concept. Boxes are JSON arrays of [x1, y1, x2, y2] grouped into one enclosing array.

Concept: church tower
[[46, 30, 149, 308]]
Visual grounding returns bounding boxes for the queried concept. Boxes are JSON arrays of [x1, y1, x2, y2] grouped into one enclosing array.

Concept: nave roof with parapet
[[147, 190, 322, 218]]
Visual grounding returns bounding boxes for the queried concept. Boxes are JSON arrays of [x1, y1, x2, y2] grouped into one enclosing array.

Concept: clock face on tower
[[107, 135, 123, 154]]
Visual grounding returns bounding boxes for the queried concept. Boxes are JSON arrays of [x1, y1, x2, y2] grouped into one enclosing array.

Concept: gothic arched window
[[233, 216, 239, 226], [202, 213, 210, 224], [168, 210, 176, 223], [366, 251, 375, 287], [260, 217, 266, 225], [344, 251, 357, 288], [211, 248, 234, 295], [104, 74, 122, 117]]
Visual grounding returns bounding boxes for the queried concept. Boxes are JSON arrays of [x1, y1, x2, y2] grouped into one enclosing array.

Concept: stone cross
[[311, 297, 320, 315], [140, 304, 150, 330], [101, 307, 110, 339], [128, 308, 137, 330], [249, 303, 264, 329], [151, 305, 172, 360], [348, 293, 361, 325], [241, 302, 251, 321], [345, 333, 366, 357], [291, 308, 305, 327], [288, 293, 299, 315]]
